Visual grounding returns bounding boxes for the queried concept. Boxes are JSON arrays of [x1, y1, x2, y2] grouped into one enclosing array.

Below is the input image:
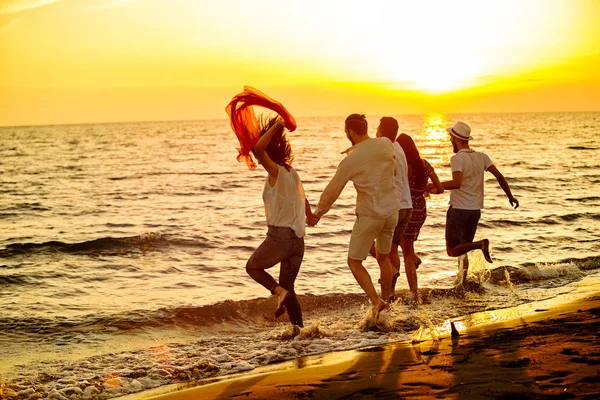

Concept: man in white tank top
[[436, 121, 519, 287]]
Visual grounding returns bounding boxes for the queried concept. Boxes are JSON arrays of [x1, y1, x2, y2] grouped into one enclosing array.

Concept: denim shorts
[[445, 207, 481, 248]]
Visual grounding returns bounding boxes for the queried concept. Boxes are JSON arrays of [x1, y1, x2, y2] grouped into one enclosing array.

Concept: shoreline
[[123, 292, 600, 400]]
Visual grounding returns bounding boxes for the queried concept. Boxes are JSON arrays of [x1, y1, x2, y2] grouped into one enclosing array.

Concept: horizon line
[[1, 109, 600, 129]]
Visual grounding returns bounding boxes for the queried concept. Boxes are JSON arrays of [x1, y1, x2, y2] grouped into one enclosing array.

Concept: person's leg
[[400, 236, 418, 302], [446, 207, 466, 284], [372, 209, 410, 293], [347, 257, 381, 306], [446, 209, 484, 284], [446, 209, 485, 257], [462, 211, 490, 263], [246, 228, 291, 309], [455, 254, 469, 286], [390, 209, 411, 274], [348, 215, 385, 317], [389, 243, 400, 274], [278, 236, 305, 327], [375, 251, 394, 302], [446, 241, 483, 257], [375, 211, 399, 302], [246, 235, 281, 293]]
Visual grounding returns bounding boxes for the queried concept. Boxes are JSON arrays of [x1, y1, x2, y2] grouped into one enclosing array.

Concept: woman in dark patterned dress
[[397, 134, 444, 303]]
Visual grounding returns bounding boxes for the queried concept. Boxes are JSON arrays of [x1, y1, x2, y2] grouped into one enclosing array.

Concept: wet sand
[[124, 294, 600, 400]]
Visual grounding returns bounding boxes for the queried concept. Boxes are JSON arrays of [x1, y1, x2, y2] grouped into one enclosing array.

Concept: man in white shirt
[[311, 114, 401, 319], [437, 121, 519, 286], [374, 117, 413, 300]]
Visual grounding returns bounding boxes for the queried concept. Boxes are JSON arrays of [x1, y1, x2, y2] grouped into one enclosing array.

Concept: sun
[[407, 60, 483, 94]]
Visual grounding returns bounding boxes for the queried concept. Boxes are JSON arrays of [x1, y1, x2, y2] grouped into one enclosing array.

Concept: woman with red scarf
[[226, 87, 316, 328]]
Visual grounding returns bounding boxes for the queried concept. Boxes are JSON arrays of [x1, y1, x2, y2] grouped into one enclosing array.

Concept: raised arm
[[253, 119, 284, 181], [487, 165, 519, 209]]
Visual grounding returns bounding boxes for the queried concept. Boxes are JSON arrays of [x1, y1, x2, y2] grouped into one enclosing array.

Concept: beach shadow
[[277, 339, 453, 399], [445, 319, 537, 399], [286, 318, 540, 399], [206, 373, 270, 399]]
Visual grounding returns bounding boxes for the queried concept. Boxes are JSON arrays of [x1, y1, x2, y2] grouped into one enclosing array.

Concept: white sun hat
[[446, 121, 473, 141]]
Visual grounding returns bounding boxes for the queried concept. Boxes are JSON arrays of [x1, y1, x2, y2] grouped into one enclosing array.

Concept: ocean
[[1, 112, 599, 399]]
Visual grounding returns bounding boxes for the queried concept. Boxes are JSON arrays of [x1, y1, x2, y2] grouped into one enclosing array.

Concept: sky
[[1, 0, 599, 126]]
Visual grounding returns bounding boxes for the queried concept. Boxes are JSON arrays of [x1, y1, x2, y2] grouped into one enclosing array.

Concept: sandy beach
[[117, 293, 600, 400]]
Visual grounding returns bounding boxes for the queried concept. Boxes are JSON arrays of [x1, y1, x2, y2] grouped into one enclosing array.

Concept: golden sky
[[1, 0, 599, 126]]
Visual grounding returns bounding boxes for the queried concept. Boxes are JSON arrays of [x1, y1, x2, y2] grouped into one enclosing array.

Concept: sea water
[[1, 112, 599, 398]]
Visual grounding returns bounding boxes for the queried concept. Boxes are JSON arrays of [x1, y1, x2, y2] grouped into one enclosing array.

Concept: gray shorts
[[392, 208, 413, 245], [445, 207, 481, 249]]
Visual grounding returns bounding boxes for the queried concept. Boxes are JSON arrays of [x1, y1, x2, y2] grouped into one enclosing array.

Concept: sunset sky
[[1, 0, 599, 126]]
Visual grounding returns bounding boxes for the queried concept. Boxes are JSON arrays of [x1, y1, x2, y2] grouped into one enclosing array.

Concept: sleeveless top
[[263, 165, 306, 238]]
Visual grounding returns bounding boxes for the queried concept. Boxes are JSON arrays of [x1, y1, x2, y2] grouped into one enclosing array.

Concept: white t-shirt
[[393, 141, 412, 209], [263, 165, 306, 238], [449, 149, 493, 210], [316, 137, 400, 219]]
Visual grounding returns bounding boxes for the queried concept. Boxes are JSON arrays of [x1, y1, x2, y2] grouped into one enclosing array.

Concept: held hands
[[306, 210, 321, 227], [509, 196, 519, 209], [425, 183, 441, 195]]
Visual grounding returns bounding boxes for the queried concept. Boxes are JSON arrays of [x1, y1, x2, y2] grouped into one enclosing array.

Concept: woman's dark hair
[[258, 115, 293, 170], [345, 113, 368, 136], [397, 133, 425, 186]]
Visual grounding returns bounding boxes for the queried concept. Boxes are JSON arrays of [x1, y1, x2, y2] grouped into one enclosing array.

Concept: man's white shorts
[[348, 212, 399, 261]]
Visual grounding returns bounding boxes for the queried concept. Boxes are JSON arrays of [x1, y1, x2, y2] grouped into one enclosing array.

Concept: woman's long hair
[[258, 115, 293, 170], [397, 133, 425, 186]]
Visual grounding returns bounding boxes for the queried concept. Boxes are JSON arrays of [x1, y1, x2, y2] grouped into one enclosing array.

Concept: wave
[[0, 233, 214, 258], [0, 273, 31, 286], [488, 255, 600, 285], [568, 146, 598, 150], [482, 212, 600, 228], [565, 196, 600, 203], [108, 171, 233, 181], [3, 255, 599, 335], [3, 202, 50, 212], [0, 293, 368, 336]]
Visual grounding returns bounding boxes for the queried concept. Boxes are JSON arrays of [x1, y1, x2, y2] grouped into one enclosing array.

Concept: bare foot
[[406, 292, 419, 309], [482, 239, 493, 263], [274, 287, 290, 319], [372, 298, 387, 321]]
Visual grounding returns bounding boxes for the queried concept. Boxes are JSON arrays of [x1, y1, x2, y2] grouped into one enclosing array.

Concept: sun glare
[[0, 0, 598, 125], [420, 114, 449, 157], [393, 56, 484, 94]]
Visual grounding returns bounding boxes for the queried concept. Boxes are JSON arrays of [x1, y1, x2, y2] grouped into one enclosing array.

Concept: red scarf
[[226, 86, 297, 169]]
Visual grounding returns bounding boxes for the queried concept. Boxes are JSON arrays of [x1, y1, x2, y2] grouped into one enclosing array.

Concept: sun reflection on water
[[422, 114, 449, 150]]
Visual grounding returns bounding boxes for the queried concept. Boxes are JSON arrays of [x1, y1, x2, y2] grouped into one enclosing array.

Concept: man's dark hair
[[379, 117, 399, 141], [345, 113, 368, 136]]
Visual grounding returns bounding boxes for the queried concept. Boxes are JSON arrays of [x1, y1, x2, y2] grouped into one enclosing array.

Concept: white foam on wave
[[1, 307, 413, 399], [4, 268, 599, 399]]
